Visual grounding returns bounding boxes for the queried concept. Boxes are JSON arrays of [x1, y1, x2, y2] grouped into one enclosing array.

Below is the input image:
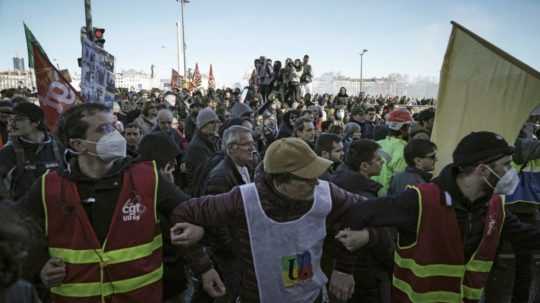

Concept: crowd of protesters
[[0, 54, 539, 303]]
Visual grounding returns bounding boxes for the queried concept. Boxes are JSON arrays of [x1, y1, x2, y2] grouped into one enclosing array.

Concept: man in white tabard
[[169, 138, 374, 303]]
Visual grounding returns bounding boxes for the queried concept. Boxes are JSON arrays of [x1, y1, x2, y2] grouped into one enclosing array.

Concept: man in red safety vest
[[336, 131, 540, 303], [20, 103, 214, 302]]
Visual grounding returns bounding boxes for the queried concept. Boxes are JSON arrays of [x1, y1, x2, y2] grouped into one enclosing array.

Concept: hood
[[231, 102, 253, 119], [138, 132, 180, 168]]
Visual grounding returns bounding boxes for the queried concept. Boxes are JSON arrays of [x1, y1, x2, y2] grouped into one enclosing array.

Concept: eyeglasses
[[233, 141, 256, 148], [423, 154, 437, 160]]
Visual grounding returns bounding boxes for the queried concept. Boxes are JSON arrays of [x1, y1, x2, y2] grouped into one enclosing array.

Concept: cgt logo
[[121, 195, 146, 222]]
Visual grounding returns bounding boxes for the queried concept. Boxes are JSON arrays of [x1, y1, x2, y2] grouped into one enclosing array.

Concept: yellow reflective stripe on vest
[[49, 234, 162, 265], [394, 252, 465, 278], [51, 264, 163, 297], [463, 285, 483, 300], [465, 259, 493, 272], [393, 276, 461, 303]]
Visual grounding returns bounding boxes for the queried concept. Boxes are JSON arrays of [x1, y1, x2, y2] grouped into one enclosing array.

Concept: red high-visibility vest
[[42, 161, 163, 303], [393, 183, 505, 303]]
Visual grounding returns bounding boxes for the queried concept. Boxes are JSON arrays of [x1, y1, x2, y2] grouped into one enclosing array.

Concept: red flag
[[171, 68, 183, 90], [32, 42, 81, 131], [190, 63, 201, 91], [208, 64, 216, 89]]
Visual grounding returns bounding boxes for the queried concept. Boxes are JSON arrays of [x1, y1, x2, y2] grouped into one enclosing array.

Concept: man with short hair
[[124, 123, 142, 158], [337, 131, 540, 303], [154, 109, 184, 152], [0, 101, 63, 200], [170, 138, 368, 303], [203, 125, 256, 302], [416, 108, 435, 136], [315, 133, 343, 179], [294, 117, 316, 147], [350, 104, 375, 139], [331, 139, 383, 199], [133, 101, 157, 135], [20, 103, 211, 302], [388, 139, 437, 195], [330, 139, 393, 303]]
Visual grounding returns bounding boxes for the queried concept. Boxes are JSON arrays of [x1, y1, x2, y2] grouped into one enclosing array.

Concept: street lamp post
[[179, 0, 188, 78], [359, 49, 368, 95]]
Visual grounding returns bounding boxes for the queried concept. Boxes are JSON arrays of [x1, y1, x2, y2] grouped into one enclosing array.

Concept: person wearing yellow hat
[[169, 137, 372, 302]]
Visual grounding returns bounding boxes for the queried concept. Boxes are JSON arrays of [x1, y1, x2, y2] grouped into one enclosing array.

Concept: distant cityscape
[[1, 57, 439, 98]]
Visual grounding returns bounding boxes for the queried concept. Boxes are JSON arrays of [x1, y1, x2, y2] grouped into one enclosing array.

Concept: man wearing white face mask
[[19, 103, 216, 302], [335, 131, 540, 303]]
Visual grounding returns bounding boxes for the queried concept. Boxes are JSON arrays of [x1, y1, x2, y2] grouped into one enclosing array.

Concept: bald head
[[157, 109, 174, 131]]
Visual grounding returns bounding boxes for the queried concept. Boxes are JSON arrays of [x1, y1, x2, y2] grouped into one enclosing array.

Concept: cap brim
[[290, 156, 333, 179]]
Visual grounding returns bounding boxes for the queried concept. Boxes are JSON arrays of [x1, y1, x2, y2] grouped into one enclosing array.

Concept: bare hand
[[335, 228, 370, 251], [329, 270, 355, 301], [170, 222, 205, 246], [160, 162, 176, 183], [40, 258, 66, 288], [201, 268, 226, 298]]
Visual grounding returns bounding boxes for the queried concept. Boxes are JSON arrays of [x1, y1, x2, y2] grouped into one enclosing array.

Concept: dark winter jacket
[[329, 165, 394, 303], [0, 134, 63, 201], [171, 165, 364, 303], [346, 164, 540, 261], [388, 166, 432, 196], [184, 130, 217, 196]]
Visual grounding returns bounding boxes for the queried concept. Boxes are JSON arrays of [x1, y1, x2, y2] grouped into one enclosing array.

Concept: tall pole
[[180, 0, 187, 78], [84, 0, 93, 41], [176, 21, 181, 73], [359, 49, 368, 95], [360, 55, 363, 94]]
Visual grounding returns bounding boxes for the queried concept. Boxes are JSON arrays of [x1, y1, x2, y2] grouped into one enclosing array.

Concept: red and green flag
[[24, 24, 81, 131]]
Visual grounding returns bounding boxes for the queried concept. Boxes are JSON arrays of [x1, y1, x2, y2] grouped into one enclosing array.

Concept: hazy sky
[[1, 0, 539, 87]]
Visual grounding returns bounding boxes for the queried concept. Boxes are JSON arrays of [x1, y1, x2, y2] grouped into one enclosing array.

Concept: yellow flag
[[432, 21, 540, 173]]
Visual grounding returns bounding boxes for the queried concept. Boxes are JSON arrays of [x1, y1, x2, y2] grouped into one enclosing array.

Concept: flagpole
[[176, 21, 181, 74], [180, 0, 187, 78]]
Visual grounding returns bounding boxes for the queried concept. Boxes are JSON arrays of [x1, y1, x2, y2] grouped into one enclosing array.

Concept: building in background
[[313, 72, 438, 98], [12, 57, 25, 72], [114, 69, 160, 91], [0, 70, 34, 90]]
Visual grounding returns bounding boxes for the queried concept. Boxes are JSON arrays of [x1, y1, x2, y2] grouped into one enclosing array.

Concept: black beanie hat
[[452, 131, 514, 167]]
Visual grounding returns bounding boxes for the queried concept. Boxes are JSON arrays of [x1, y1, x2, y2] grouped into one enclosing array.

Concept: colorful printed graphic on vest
[[122, 195, 146, 222], [281, 251, 314, 287]]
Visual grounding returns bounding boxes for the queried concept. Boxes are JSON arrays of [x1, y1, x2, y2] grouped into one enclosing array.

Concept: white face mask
[[82, 130, 127, 162], [484, 166, 520, 195]]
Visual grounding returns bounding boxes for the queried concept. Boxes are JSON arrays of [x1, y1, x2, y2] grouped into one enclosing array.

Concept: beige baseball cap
[[263, 137, 332, 179]]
